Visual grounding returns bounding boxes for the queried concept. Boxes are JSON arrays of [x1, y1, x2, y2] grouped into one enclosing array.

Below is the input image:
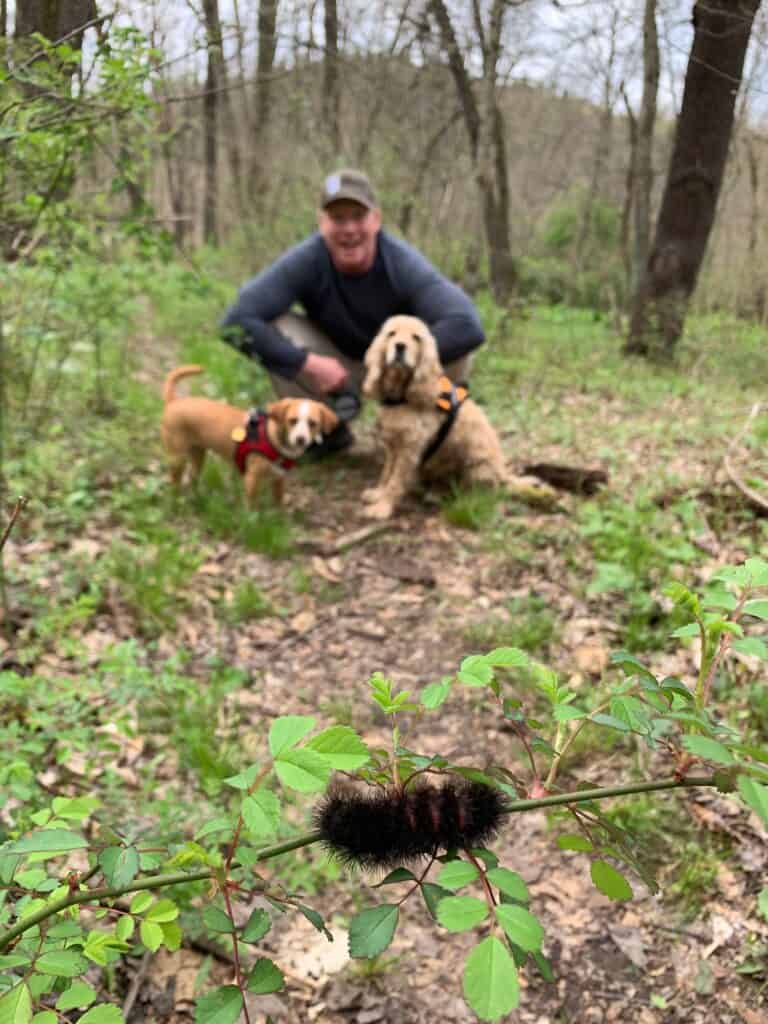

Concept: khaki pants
[[270, 313, 472, 411]]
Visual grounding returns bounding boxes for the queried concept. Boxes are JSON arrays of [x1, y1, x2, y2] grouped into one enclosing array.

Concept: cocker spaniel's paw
[[506, 475, 560, 509], [362, 499, 395, 520], [361, 485, 385, 504]]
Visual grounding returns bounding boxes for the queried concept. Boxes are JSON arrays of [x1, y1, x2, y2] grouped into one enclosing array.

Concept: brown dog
[[161, 365, 338, 504], [361, 316, 556, 519]]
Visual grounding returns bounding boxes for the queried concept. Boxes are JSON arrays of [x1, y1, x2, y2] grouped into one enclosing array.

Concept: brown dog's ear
[[266, 398, 293, 421], [410, 322, 442, 396], [362, 321, 389, 399], [319, 404, 339, 436]]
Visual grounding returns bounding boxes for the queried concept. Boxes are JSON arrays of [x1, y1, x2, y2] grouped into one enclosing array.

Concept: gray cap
[[320, 169, 377, 210]]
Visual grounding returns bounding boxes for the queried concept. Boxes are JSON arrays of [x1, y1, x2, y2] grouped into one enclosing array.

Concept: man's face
[[318, 199, 382, 275]]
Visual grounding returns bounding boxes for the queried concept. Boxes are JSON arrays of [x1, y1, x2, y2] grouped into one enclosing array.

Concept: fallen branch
[[523, 463, 608, 496], [723, 401, 768, 513]]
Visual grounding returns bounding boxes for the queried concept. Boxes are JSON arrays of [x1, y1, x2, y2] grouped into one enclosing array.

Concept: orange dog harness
[[421, 377, 469, 465]]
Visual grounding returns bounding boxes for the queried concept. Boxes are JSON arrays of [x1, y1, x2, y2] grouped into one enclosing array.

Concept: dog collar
[[420, 377, 469, 465], [232, 410, 296, 474]]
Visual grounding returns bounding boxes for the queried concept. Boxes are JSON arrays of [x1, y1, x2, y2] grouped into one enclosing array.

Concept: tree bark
[[323, 0, 340, 156], [631, 0, 659, 295], [427, 0, 516, 304], [626, 0, 762, 357], [250, 0, 279, 205], [15, 0, 97, 45], [201, 0, 222, 244]]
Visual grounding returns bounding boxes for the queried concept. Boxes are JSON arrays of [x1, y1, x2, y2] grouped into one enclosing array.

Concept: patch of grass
[[440, 484, 504, 531], [464, 595, 556, 656], [219, 579, 277, 625]]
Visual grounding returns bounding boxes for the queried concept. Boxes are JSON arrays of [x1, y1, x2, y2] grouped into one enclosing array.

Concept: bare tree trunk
[[626, 0, 761, 357], [631, 0, 659, 294], [428, 0, 516, 304], [323, 0, 340, 156], [201, 0, 221, 244], [250, 0, 279, 205], [15, 0, 97, 44]]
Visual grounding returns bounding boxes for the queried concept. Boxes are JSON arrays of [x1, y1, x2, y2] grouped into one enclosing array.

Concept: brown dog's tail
[[163, 365, 204, 404]]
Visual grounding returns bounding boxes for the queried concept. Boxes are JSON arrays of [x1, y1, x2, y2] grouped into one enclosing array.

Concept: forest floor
[[5, 307, 768, 1023]]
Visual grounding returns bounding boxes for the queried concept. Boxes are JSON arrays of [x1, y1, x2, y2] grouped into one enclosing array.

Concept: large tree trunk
[[201, 0, 221, 244], [250, 0, 279, 206], [15, 0, 97, 44], [626, 0, 761, 357], [631, 0, 659, 295]]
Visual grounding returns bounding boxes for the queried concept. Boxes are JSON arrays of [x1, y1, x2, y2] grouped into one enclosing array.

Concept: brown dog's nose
[[394, 342, 406, 362]]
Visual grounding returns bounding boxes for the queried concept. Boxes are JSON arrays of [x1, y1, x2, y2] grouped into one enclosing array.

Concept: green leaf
[[242, 789, 280, 838], [420, 679, 453, 709], [161, 922, 182, 952], [421, 883, 452, 920], [203, 906, 234, 933], [223, 765, 261, 791], [305, 726, 369, 770], [682, 736, 736, 765], [194, 817, 234, 841], [99, 846, 140, 888], [670, 623, 701, 638], [56, 983, 97, 1011], [374, 867, 416, 886], [486, 867, 529, 902], [0, 983, 32, 1024], [51, 797, 100, 822], [71, 1006, 123, 1024], [745, 557, 768, 587], [242, 908, 271, 943], [194, 986, 243, 1024], [145, 899, 179, 923], [457, 655, 494, 687], [557, 834, 594, 852], [494, 904, 544, 951], [590, 860, 633, 901], [436, 860, 479, 891], [732, 637, 768, 659], [129, 891, 153, 915], [436, 895, 489, 932], [139, 920, 164, 952], [8, 830, 88, 855], [31, 1013, 56, 1024], [738, 775, 768, 827], [268, 716, 316, 758], [35, 950, 89, 977], [743, 599, 768, 620], [348, 904, 399, 958], [297, 904, 333, 941], [591, 713, 631, 732], [554, 704, 586, 722], [462, 936, 519, 1021], [246, 958, 285, 993], [115, 916, 135, 943], [485, 647, 529, 668], [273, 748, 331, 793], [757, 887, 768, 922]]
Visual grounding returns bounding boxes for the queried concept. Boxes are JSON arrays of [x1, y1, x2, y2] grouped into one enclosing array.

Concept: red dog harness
[[232, 410, 296, 474]]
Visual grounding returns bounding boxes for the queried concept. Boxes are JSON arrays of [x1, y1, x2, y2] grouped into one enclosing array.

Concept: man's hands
[[302, 352, 349, 394]]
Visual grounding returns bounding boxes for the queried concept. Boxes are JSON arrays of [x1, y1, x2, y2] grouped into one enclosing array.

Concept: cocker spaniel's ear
[[409, 324, 442, 397], [362, 322, 389, 399], [319, 404, 339, 436]]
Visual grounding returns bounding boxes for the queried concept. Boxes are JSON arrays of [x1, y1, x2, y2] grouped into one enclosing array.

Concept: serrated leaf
[[56, 982, 97, 1011], [305, 726, 369, 770], [682, 735, 736, 765], [161, 922, 182, 952], [145, 899, 179, 923], [670, 623, 701, 638], [738, 775, 768, 827], [69, 1007, 123, 1024], [139, 920, 164, 952], [744, 557, 768, 587], [35, 950, 89, 977], [129, 891, 153, 915], [242, 789, 280, 837], [557, 834, 594, 852], [194, 986, 243, 1024], [457, 655, 494, 687], [743, 599, 768, 620], [99, 846, 140, 888], [462, 936, 519, 1021], [554, 704, 586, 722], [485, 647, 529, 668], [590, 860, 633, 901], [421, 679, 453, 709], [591, 713, 631, 732], [494, 904, 544, 951], [195, 818, 234, 841], [51, 797, 100, 822], [421, 882, 452, 919], [348, 904, 399, 958], [268, 716, 316, 758], [8, 830, 88, 855], [242, 908, 271, 943], [297, 904, 333, 941], [0, 983, 32, 1024], [374, 868, 416, 886], [436, 895, 489, 932], [31, 1013, 56, 1024], [732, 637, 768, 659], [246, 958, 284, 993], [274, 748, 332, 792], [436, 860, 479, 890], [115, 916, 135, 943], [223, 765, 261, 791], [486, 867, 529, 901], [203, 906, 233, 933]]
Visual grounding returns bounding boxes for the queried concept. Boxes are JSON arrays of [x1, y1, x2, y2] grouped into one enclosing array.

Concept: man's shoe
[[303, 422, 355, 461]]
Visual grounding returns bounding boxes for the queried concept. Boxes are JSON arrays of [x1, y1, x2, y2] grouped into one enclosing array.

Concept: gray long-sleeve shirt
[[221, 230, 485, 378]]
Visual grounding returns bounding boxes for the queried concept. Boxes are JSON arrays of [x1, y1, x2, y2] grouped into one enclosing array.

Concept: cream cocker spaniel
[[360, 315, 555, 520]]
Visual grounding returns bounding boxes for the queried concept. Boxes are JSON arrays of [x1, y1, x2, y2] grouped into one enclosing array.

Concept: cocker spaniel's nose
[[394, 341, 407, 363]]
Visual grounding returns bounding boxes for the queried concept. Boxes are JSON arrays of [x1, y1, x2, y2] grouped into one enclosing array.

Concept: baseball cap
[[320, 169, 377, 211]]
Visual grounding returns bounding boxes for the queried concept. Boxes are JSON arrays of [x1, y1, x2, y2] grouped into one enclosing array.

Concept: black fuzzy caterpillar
[[314, 779, 508, 868]]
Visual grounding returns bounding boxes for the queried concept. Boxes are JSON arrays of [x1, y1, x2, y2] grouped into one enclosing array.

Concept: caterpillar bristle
[[314, 779, 508, 869]]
